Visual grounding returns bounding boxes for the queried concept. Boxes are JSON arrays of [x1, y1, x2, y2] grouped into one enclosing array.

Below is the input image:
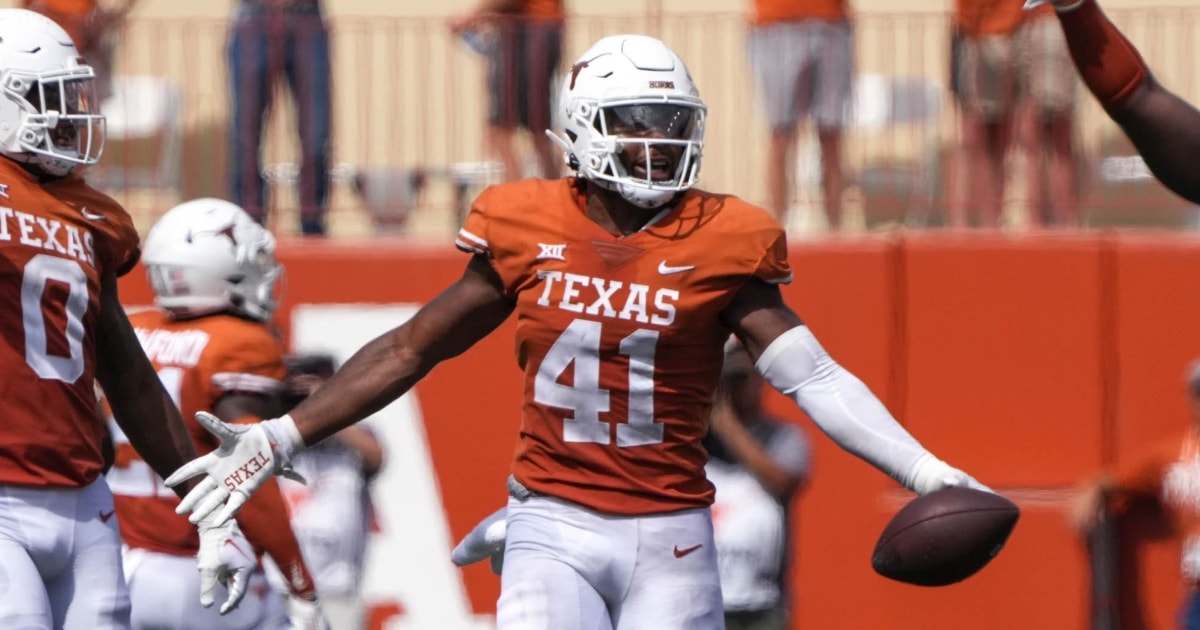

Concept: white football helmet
[[0, 9, 104, 177], [548, 34, 705, 209], [142, 198, 283, 322]]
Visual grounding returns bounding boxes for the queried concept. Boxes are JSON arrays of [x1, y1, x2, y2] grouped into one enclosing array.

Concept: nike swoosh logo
[[224, 539, 253, 562], [673, 543, 703, 558], [99, 509, 116, 523], [81, 206, 105, 221], [658, 261, 695, 275]]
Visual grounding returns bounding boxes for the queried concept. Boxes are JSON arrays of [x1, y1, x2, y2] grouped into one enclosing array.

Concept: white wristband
[[907, 453, 993, 496], [261, 414, 305, 467]]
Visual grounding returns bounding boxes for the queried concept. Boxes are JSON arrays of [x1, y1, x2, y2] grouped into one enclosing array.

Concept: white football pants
[[0, 478, 130, 629], [122, 547, 276, 630], [497, 495, 724, 630]]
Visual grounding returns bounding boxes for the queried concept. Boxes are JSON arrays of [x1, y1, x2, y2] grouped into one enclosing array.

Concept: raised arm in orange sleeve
[[1107, 436, 1178, 514]]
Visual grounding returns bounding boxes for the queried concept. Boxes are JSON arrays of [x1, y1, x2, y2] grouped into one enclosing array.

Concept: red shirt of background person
[[750, 0, 847, 27], [19, 0, 135, 64]]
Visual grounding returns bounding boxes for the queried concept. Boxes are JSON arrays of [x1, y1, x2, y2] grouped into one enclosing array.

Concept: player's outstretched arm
[[1052, 0, 1200, 202], [720, 279, 987, 495], [289, 253, 516, 445], [165, 255, 515, 525], [95, 274, 199, 497]]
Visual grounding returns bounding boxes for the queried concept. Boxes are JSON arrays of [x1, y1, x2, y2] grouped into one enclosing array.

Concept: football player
[[105, 198, 325, 630], [166, 35, 989, 629], [0, 9, 217, 629], [1029, 0, 1200, 203]]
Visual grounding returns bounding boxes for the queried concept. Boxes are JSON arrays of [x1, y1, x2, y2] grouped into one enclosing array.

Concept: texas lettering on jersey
[[0, 205, 97, 267], [0, 159, 140, 488], [535, 270, 679, 326], [456, 178, 791, 516]]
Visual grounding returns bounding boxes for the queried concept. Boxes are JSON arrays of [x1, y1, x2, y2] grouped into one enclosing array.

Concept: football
[[871, 486, 1020, 587]]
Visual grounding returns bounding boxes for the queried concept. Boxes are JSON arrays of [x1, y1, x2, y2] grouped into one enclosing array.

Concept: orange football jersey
[[0, 158, 140, 488], [456, 179, 791, 515], [107, 310, 286, 555]]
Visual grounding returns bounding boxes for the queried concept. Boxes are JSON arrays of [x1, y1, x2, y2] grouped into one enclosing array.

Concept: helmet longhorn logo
[[217, 224, 238, 246], [183, 224, 237, 245], [569, 59, 591, 90]]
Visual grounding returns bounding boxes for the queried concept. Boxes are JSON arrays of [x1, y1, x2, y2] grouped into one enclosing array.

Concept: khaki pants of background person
[[955, 16, 1076, 120]]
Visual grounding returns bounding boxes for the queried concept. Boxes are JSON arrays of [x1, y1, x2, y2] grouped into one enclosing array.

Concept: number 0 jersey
[[107, 310, 286, 555], [456, 178, 792, 515], [0, 159, 140, 488]]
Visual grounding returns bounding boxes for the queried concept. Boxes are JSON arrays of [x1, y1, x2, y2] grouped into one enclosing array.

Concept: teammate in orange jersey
[[1028, 0, 1200, 204], [166, 35, 990, 629], [105, 198, 326, 630], [1071, 361, 1200, 628], [0, 8, 235, 629]]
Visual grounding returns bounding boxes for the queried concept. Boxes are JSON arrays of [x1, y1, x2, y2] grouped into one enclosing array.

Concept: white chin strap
[[579, 170, 678, 209], [615, 180, 677, 209], [34, 153, 75, 177]]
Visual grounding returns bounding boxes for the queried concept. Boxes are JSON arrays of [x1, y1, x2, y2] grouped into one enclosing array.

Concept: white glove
[[451, 507, 508, 575], [165, 412, 306, 526], [906, 454, 993, 496], [286, 595, 328, 630], [196, 514, 255, 615]]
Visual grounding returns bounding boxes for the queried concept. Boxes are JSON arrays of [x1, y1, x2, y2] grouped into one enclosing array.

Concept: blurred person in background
[[450, 0, 564, 183], [21, 0, 136, 102], [1026, 0, 1200, 206], [948, 0, 1079, 229], [1071, 360, 1200, 630], [746, 0, 852, 230], [705, 340, 810, 630], [1013, 6, 1080, 229], [105, 198, 326, 629], [270, 353, 384, 630], [228, 0, 332, 236]]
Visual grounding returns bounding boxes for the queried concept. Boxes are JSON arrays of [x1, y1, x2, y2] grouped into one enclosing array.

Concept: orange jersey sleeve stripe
[[212, 372, 282, 394]]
